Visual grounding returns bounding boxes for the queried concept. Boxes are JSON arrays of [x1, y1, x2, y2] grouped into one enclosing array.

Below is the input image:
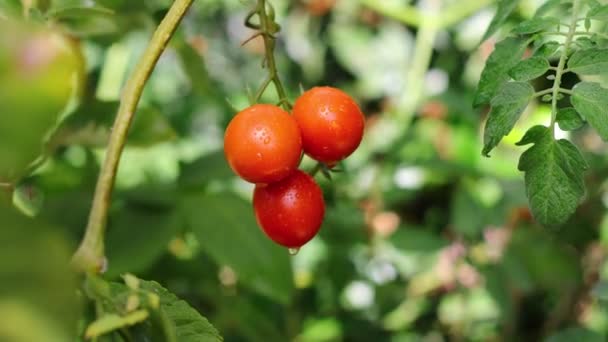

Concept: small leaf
[[474, 37, 529, 107], [516, 125, 547, 146], [556, 107, 585, 131], [511, 17, 560, 35], [567, 48, 608, 75], [585, 18, 591, 31], [534, 41, 561, 58], [482, 82, 535, 156], [542, 94, 553, 102], [518, 127, 588, 226], [481, 0, 522, 42], [509, 56, 550, 81], [571, 82, 608, 140], [85, 310, 150, 339], [588, 5, 608, 20]]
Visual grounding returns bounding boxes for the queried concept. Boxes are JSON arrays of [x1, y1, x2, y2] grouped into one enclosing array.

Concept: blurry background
[[1, 0, 608, 341]]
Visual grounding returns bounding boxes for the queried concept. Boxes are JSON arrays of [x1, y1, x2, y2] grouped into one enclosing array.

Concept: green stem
[[549, 0, 580, 132], [534, 88, 554, 98], [309, 163, 323, 177], [397, 19, 439, 118], [257, 0, 291, 110], [71, 0, 194, 273], [359, 0, 493, 29]]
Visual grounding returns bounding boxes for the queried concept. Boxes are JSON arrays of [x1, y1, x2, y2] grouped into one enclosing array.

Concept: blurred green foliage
[[1, 0, 608, 341]]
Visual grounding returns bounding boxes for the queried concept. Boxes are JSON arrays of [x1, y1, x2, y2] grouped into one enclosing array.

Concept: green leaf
[[139, 280, 222, 342], [85, 310, 150, 340], [105, 207, 179, 277], [517, 126, 588, 226], [567, 48, 608, 75], [178, 151, 234, 188], [474, 37, 529, 107], [546, 327, 604, 342], [480, 0, 521, 42], [179, 193, 294, 304], [588, 5, 608, 20], [571, 82, 608, 140], [515, 125, 547, 146], [511, 17, 560, 35], [508, 56, 550, 81], [556, 107, 585, 131], [482, 82, 535, 156], [534, 0, 567, 17], [534, 41, 561, 58]]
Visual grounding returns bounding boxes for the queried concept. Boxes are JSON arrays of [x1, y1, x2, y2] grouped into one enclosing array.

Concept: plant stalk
[[549, 0, 580, 131], [71, 0, 194, 273]]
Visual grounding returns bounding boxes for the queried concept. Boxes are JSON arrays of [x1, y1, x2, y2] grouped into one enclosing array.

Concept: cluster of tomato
[[224, 87, 365, 250]]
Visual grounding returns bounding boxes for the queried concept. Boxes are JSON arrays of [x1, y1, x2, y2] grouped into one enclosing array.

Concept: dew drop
[[288, 247, 300, 256]]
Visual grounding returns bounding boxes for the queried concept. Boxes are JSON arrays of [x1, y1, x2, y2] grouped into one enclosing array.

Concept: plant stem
[[549, 0, 580, 132], [71, 0, 194, 273], [359, 0, 493, 29], [257, 0, 291, 110]]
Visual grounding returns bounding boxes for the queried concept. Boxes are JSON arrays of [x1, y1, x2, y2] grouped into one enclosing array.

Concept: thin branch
[[71, 0, 195, 273]]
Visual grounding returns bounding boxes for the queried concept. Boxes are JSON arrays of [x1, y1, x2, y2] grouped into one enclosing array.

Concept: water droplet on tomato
[[287, 247, 300, 256]]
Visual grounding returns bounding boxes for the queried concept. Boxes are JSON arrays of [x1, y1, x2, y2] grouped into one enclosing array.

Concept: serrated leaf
[[556, 107, 585, 131], [139, 280, 222, 342], [511, 17, 560, 35], [482, 82, 535, 156], [534, 41, 561, 58], [571, 82, 608, 140], [517, 126, 588, 226], [588, 5, 608, 20], [567, 48, 608, 75], [509, 56, 550, 81], [179, 193, 293, 304], [481, 0, 521, 42], [85, 310, 150, 339], [474, 37, 529, 106]]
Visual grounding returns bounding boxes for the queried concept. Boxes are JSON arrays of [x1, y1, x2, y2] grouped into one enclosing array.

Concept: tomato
[[0, 20, 84, 182], [224, 104, 302, 184], [293, 87, 365, 163], [253, 169, 325, 248]]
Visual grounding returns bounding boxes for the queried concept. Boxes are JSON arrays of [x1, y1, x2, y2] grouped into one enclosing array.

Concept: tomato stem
[[549, 0, 580, 133], [251, 0, 292, 110], [71, 0, 194, 274]]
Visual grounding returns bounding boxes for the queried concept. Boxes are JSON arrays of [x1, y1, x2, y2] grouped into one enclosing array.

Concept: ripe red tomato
[[224, 104, 302, 184], [293, 87, 365, 163], [253, 169, 325, 248]]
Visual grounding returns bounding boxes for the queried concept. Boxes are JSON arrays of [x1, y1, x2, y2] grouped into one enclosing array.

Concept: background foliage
[[2, 0, 608, 341]]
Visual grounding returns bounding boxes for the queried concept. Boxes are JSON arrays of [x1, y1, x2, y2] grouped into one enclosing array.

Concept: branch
[[71, 0, 195, 273]]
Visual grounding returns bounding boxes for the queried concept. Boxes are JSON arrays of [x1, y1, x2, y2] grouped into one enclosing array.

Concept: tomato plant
[[3, 0, 608, 341]]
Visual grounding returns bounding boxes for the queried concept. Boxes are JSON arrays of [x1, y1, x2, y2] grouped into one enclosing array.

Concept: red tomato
[[253, 169, 325, 248], [224, 104, 302, 184], [293, 87, 365, 163]]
